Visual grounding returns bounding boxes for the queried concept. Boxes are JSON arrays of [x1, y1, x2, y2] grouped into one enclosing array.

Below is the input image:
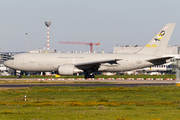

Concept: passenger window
[[8, 57, 14, 60]]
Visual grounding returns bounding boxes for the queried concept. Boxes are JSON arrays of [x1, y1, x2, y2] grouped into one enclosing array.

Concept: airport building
[[30, 49, 56, 53], [114, 45, 180, 55]]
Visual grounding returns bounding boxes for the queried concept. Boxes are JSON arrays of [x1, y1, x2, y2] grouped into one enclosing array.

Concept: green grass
[[0, 85, 180, 119]]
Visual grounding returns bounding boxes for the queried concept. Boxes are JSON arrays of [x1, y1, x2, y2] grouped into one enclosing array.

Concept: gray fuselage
[[4, 53, 159, 72]]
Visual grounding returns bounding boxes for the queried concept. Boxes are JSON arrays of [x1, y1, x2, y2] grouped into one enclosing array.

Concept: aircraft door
[[20, 58, 26, 65], [129, 57, 134, 64], [72, 58, 76, 64], [20, 57, 28, 71], [128, 57, 136, 69]]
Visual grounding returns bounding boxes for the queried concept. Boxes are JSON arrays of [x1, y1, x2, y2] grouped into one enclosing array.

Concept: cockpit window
[[8, 57, 14, 60]]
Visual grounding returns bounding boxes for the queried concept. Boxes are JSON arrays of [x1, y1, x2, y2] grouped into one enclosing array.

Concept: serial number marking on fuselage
[[146, 44, 157, 48]]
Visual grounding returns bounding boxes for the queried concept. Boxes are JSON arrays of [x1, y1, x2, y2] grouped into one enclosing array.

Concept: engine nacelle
[[166, 59, 171, 63], [58, 65, 83, 75]]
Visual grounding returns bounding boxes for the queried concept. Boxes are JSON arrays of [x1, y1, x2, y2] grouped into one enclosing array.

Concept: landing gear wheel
[[84, 73, 95, 79], [85, 75, 89, 79], [17, 75, 22, 78], [90, 75, 95, 78]]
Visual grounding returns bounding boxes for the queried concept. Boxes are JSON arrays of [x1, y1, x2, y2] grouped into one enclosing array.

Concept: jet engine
[[58, 65, 83, 75]]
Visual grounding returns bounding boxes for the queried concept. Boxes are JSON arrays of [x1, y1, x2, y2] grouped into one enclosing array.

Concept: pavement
[[0, 78, 177, 88], [0, 78, 176, 83]]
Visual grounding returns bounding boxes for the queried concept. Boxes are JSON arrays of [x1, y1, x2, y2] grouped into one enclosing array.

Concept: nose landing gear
[[17, 74, 22, 78]]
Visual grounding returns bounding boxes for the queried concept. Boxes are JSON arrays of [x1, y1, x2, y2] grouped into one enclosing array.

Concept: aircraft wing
[[75, 59, 122, 67], [146, 57, 173, 62]]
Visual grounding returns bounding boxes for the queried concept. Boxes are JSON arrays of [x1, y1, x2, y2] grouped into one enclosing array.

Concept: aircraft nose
[[4, 61, 9, 67]]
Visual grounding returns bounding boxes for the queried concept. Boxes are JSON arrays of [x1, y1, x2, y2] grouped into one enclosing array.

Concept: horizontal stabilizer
[[146, 57, 173, 62]]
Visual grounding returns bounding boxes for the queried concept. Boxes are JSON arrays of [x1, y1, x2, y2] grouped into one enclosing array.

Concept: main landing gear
[[84, 73, 95, 79]]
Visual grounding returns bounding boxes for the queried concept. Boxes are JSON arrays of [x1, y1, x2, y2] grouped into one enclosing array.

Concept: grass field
[[0, 85, 180, 120]]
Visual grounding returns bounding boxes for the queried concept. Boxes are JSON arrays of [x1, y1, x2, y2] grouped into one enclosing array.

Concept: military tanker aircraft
[[4, 23, 175, 79]]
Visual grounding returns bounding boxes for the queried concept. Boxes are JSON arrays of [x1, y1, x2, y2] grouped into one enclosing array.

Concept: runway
[[0, 83, 176, 88], [0, 78, 177, 88]]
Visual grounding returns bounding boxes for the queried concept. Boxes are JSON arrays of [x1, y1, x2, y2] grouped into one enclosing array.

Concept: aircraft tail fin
[[137, 23, 175, 57]]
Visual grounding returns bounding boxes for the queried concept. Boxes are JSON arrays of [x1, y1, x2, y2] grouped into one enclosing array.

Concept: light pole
[[26, 33, 28, 52]]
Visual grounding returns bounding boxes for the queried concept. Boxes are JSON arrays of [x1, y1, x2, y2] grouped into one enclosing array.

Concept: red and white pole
[[47, 26, 49, 50], [45, 21, 51, 50]]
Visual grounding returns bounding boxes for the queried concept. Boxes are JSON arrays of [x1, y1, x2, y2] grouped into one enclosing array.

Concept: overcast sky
[[0, 0, 179, 53]]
